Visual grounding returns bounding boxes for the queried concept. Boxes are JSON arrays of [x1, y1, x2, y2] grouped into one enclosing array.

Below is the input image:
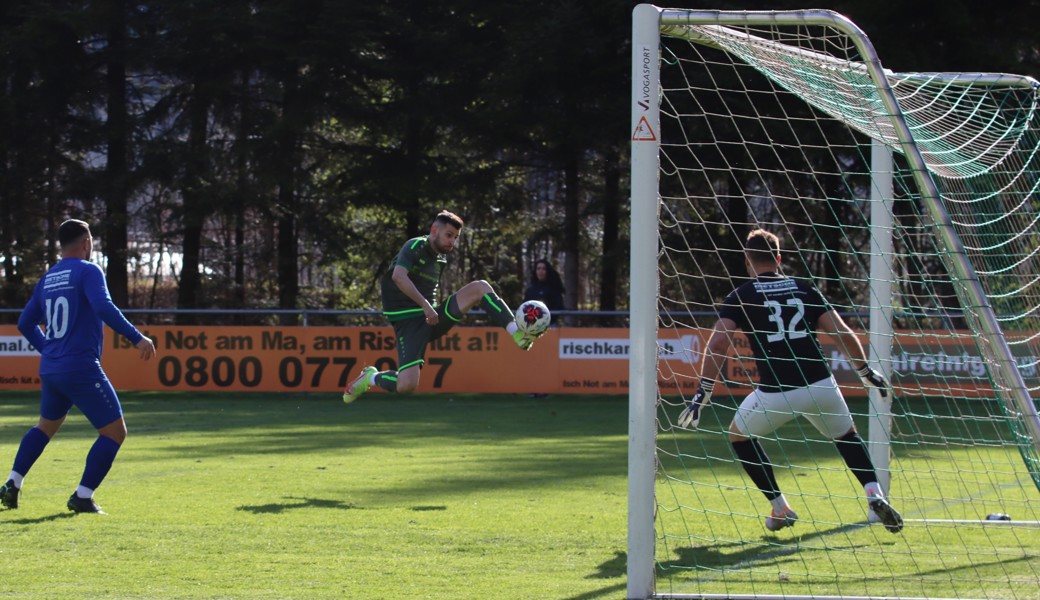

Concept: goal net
[[629, 6, 1040, 600]]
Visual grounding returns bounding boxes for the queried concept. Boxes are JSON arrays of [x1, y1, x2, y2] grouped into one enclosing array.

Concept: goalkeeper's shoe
[[343, 366, 377, 404], [0, 479, 19, 509], [765, 506, 798, 532], [868, 494, 904, 533], [511, 328, 542, 351], [67, 493, 105, 514]]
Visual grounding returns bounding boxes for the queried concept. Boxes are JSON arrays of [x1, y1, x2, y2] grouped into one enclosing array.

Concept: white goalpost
[[630, 5, 1040, 600]]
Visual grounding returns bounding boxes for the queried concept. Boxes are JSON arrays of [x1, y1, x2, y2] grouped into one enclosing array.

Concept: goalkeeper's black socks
[[732, 438, 783, 501], [835, 429, 878, 487], [479, 292, 514, 328]]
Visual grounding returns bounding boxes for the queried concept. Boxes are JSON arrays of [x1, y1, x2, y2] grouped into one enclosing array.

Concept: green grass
[[4, 391, 1039, 599], [0, 392, 629, 600], [655, 396, 1040, 599]]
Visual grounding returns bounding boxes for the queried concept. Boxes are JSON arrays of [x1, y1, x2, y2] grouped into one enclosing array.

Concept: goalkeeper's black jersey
[[717, 273, 832, 392], [380, 236, 447, 322]]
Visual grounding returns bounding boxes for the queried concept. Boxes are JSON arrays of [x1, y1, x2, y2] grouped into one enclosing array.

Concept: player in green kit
[[343, 210, 541, 402]]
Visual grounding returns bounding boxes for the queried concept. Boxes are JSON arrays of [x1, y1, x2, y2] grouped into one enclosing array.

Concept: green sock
[[479, 292, 514, 328], [375, 371, 397, 392]]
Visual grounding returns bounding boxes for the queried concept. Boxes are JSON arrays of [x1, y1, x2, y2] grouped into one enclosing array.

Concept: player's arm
[[678, 318, 736, 429], [16, 291, 47, 351], [700, 318, 737, 382], [391, 265, 438, 324], [817, 309, 889, 396], [82, 265, 155, 360]]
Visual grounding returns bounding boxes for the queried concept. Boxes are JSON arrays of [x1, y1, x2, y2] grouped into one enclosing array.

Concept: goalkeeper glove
[[678, 378, 715, 429], [856, 364, 890, 398]]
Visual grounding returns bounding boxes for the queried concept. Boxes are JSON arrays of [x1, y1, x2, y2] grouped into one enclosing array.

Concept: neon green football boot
[[343, 366, 377, 404]]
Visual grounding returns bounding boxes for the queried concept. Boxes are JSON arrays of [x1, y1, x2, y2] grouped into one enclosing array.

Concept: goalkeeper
[[343, 210, 541, 403], [678, 228, 903, 534]]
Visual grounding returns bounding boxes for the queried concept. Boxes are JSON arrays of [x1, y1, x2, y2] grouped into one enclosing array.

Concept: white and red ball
[[515, 300, 551, 335]]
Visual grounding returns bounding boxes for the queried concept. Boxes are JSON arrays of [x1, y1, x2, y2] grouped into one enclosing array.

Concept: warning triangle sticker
[[632, 116, 657, 141]]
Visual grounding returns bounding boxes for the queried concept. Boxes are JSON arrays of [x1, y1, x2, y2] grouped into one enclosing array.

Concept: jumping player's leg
[[452, 280, 512, 326], [385, 300, 461, 393], [381, 316, 433, 394], [453, 280, 541, 350], [344, 280, 532, 404], [344, 318, 430, 402]]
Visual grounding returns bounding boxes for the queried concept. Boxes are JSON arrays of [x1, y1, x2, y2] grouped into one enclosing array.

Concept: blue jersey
[[18, 258, 144, 375]]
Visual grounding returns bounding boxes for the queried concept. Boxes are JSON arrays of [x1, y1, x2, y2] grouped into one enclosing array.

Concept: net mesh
[[652, 14, 1040, 599]]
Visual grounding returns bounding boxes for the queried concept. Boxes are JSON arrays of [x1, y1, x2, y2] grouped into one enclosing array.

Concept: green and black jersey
[[380, 236, 448, 322]]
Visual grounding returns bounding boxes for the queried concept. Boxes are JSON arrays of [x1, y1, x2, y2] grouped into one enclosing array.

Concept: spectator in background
[[524, 259, 566, 398], [524, 259, 565, 325]]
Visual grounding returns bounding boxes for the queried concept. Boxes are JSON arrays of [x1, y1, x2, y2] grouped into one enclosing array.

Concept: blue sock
[[80, 436, 121, 491], [12, 427, 51, 479]]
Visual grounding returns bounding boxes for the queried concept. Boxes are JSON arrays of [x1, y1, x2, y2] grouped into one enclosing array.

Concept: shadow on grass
[[562, 582, 627, 600], [5, 511, 76, 525], [659, 520, 876, 579], [555, 550, 627, 600], [663, 530, 1040, 594], [237, 496, 356, 514], [2, 393, 629, 518], [129, 393, 628, 505], [588, 550, 626, 579]]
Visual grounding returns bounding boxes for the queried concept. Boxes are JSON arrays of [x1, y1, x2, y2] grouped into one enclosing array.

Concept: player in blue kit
[[678, 228, 903, 534], [1, 219, 156, 514]]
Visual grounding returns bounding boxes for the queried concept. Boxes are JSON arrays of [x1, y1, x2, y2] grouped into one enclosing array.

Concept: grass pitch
[[4, 391, 1038, 599], [0, 392, 628, 600], [655, 395, 1040, 600]]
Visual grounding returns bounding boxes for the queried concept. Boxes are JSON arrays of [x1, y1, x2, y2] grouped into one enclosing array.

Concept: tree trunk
[[0, 61, 29, 309], [275, 72, 301, 325], [232, 71, 251, 311], [562, 155, 580, 319], [176, 78, 211, 323], [598, 146, 621, 323], [103, 0, 129, 307]]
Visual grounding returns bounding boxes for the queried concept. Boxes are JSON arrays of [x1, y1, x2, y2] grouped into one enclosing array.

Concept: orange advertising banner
[[1, 325, 665, 394], [1, 325, 1036, 396]]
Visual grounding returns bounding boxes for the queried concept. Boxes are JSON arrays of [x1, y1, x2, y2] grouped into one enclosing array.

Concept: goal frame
[[628, 5, 1040, 599]]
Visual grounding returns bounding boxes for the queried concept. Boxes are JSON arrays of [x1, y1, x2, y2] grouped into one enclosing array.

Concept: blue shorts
[[40, 366, 123, 429]]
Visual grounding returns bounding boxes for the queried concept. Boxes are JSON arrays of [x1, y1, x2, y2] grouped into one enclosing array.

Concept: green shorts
[[389, 299, 459, 372]]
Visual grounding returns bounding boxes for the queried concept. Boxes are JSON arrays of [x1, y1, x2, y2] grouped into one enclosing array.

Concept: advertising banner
[[0, 325, 1035, 396]]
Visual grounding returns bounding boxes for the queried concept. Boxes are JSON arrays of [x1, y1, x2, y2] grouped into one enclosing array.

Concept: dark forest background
[[2, 0, 1038, 323]]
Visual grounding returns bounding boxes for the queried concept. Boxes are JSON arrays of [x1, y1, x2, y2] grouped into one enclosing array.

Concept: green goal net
[[630, 6, 1040, 600]]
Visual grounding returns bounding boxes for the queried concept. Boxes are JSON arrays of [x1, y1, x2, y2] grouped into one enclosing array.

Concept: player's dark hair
[[58, 219, 91, 247], [532, 259, 565, 293], [433, 210, 464, 230], [745, 228, 780, 265]]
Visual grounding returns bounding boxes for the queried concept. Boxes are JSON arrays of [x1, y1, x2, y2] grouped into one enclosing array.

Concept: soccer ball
[[515, 300, 551, 335]]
